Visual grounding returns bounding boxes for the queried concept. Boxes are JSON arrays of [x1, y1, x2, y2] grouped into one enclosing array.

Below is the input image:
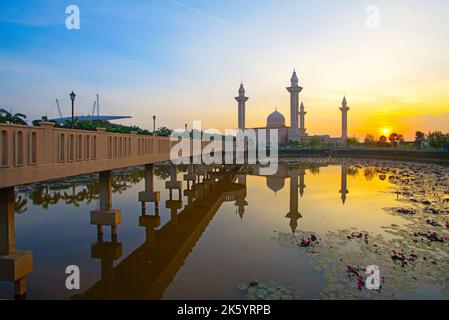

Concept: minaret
[[339, 165, 349, 204], [285, 171, 302, 233], [340, 96, 350, 141], [287, 70, 303, 142], [235, 174, 248, 219], [299, 167, 306, 197], [299, 102, 306, 137], [235, 83, 249, 130]]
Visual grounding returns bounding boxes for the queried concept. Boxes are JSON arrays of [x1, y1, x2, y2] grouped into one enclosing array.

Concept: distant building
[[235, 70, 350, 145], [50, 115, 132, 124], [50, 94, 131, 124]]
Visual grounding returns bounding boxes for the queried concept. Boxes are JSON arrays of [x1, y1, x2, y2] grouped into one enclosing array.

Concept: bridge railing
[[0, 122, 179, 169]]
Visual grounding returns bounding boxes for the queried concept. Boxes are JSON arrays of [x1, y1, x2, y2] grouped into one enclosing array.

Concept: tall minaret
[[340, 96, 350, 141], [287, 70, 303, 142], [235, 83, 249, 130], [299, 102, 306, 137]]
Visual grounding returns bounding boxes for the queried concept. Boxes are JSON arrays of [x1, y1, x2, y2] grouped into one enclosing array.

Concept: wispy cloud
[[166, 0, 245, 31]]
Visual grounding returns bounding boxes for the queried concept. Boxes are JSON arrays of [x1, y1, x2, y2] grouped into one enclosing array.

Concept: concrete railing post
[[96, 128, 107, 160], [130, 131, 137, 157], [39, 122, 55, 164]]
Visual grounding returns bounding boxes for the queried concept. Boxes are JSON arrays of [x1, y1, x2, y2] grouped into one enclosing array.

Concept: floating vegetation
[[348, 231, 369, 244], [238, 280, 301, 300], [426, 219, 441, 227], [390, 250, 418, 267], [413, 231, 449, 244], [299, 233, 319, 247], [395, 207, 416, 215], [273, 225, 449, 299], [267, 159, 449, 299]]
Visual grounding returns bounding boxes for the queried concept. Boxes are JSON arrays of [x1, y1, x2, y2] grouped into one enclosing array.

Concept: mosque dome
[[267, 110, 286, 128], [266, 176, 285, 193]]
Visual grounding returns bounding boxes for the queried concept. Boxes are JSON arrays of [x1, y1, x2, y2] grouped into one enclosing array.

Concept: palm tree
[[0, 108, 27, 125]]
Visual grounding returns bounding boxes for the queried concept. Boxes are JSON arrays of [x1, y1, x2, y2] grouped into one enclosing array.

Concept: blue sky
[[1, 0, 448, 138]]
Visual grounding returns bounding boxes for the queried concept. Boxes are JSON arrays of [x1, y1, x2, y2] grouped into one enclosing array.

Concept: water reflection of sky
[[1, 161, 448, 300]]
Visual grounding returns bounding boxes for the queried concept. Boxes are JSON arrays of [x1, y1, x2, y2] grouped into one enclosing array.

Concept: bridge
[[0, 122, 203, 188], [0, 122, 216, 298]]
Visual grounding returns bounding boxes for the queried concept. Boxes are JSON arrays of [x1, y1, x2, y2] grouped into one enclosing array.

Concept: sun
[[381, 128, 391, 136]]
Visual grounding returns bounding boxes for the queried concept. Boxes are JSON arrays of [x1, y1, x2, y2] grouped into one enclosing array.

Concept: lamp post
[[153, 115, 156, 132], [70, 91, 76, 129]]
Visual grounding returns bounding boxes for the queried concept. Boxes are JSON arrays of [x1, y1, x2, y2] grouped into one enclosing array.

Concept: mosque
[[235, 70, 350, 145]]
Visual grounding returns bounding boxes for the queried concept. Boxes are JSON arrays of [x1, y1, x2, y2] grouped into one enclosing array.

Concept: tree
[[346, 136, 360, 147], [0, 109, 27, 125], [154, 127, 172, 137], [415, 131, 426, 148], [288, 140, 300, 149], [427, 131, 449, 149], [308, 136, 321, 148], [32, 116, 50, 126], [379, 135, 387, 143], [364, 134, 376, 146], [389, 133, 399, 145]]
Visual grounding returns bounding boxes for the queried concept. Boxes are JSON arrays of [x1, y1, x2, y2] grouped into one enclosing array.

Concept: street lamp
[[153, 115, 156, 132], [70, 91, 76, 129]]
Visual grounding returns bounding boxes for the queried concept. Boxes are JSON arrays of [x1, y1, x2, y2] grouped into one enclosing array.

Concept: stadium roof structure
[[50, 115, 132, 124]]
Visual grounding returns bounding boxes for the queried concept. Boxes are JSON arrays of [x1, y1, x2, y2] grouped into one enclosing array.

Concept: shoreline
[[279, 149, 449, 165]]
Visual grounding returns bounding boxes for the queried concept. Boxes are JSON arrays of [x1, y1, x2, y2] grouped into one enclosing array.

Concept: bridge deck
[[0, 123, 209, 188]]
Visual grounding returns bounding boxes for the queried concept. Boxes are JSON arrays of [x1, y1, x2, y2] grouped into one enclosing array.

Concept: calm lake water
[[1, 158, 449, 300]]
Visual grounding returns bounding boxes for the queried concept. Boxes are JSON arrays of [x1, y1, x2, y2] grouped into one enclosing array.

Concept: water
[[1, 158, 449, 300]]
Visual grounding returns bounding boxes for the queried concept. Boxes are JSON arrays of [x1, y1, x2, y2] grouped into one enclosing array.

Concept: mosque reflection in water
[[0, 162, 355, 299]]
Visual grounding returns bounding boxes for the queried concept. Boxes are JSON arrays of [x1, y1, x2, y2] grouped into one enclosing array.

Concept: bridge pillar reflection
[[166, 199, 183, 226], [195, 165, 207, 184], [0, 187, 33, 298], [183, 164, 196, 190], [139, 212, 160, 245], [90, 170, 122, 239], [165, 165, 182, 200], [183, 165, 197, 209], [91, 238, 123, 284]]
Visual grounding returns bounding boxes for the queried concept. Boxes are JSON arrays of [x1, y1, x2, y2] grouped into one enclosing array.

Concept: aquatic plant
[[238, 280, 301, 300]]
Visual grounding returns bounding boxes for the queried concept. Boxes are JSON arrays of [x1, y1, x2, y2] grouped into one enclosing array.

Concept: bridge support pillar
[[0, 187, 33, 299], [90, 171, 122, 240], [138, 164, 160, 212]]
